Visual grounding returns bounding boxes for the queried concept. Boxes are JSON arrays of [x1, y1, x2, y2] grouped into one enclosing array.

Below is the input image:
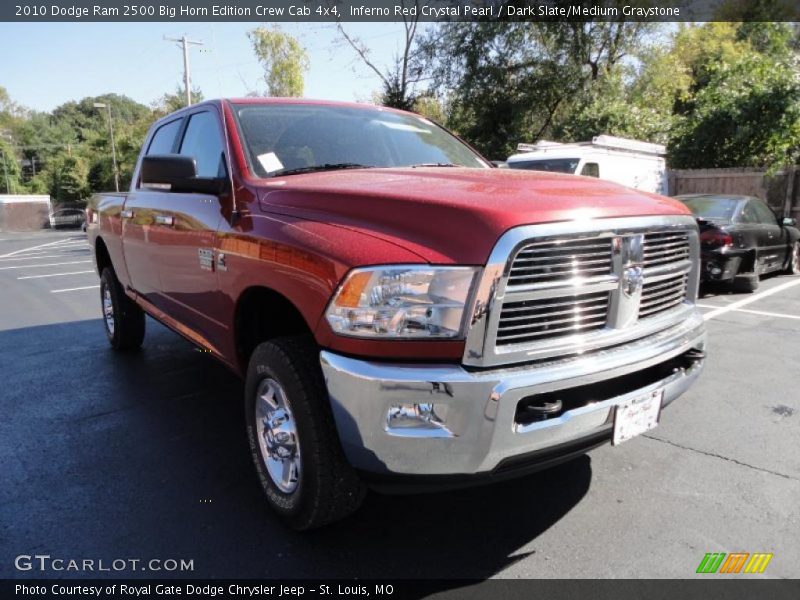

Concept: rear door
[[121, 117, 184, 305], [156, 108, 229, 350]]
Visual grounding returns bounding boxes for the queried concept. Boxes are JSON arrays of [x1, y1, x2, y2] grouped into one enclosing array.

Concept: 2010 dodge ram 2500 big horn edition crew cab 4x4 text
[[87, 99, 706, 529]]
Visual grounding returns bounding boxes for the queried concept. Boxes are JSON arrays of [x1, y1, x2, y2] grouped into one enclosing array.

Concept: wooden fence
[[668, 166, 800, 221]]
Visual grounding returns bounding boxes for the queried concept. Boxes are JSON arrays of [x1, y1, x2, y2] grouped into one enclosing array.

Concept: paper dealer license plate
[[612, 388, 664, 445]]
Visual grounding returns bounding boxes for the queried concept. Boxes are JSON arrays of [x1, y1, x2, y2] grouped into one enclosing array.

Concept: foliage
[[668, 51, 800, 169], [248, 26, 309, 97], [153, 85, 205, 116], [418, 20, 653, 158], [0, 90, 163, 202]]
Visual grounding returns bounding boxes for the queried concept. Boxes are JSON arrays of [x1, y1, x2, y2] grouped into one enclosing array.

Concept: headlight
[[325, 265, 479, 339]]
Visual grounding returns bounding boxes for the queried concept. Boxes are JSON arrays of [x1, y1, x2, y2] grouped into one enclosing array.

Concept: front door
[[751, 199, 787, 273]]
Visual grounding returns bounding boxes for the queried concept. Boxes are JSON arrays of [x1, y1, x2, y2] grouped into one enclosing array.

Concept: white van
[[506, 135, 668, 195]]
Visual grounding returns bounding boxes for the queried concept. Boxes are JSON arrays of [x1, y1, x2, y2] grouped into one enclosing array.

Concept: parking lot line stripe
[[730, 308, 800, 320], [697, 303, 800, 320], [703, 278, 800, 321], [51, 285, 100, 293], [0, 254, 87, 262], [0, 238, 76, 258], [0, 260, 92, 270], [17, 270, 96, 280]]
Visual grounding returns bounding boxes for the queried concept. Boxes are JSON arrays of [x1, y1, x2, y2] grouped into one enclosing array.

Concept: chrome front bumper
[[321, 311, 706, 477]]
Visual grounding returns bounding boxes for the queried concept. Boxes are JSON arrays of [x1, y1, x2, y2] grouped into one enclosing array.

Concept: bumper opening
[[515, 347, 706, 427]]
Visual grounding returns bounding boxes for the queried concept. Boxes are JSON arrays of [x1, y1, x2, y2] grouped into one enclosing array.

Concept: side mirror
[[141, 154, 227, 195], [782, 217, 797, 227]]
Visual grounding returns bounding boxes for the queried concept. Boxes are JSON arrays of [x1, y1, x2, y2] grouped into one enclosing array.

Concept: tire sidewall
[[100, 269, 118, 346], [245, 344, 316, 520], [790, 241, 800, 274]]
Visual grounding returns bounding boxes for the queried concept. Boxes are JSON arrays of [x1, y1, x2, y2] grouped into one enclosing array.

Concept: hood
[[257, 167, 690, 264]]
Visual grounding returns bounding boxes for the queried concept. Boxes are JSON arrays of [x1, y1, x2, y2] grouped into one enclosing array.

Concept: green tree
[[42, 154, 90, 202], [248, 26, 309, 97], [153, 85, 205, 116], [418, 20, 654, 158], [0, 137, 23, 194], [669, 51, 800, 169]]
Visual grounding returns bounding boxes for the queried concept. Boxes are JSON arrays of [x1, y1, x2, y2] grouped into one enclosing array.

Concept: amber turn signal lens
[[335, 271, 373, 308]]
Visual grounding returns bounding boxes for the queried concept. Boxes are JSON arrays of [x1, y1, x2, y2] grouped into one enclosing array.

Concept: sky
[[0, 21, 419, 112]]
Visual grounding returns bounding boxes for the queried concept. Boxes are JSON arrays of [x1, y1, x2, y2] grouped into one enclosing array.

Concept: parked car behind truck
[[87, 99, 706, 529], [676, 194, 800, 291]]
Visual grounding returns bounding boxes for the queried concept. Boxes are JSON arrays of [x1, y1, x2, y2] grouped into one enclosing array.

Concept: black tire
[[245, 336, 365, 530], [732, 273, 760, 293], [99, 267, 145, 351], [784, 241, 800, 275]]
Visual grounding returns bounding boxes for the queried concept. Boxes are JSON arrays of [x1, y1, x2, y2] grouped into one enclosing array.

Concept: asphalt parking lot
[[0, 229, 798, 581]]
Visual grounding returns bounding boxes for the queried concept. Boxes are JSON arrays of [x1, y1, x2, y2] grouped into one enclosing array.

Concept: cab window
[[146, 119, 182, 155], [580, 162, 600, 178], [179, 111, 226, 178]]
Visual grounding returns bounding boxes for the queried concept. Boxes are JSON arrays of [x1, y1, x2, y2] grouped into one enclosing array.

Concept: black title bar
[[4, 579, 800, 600], [3, 0, 800, 23]]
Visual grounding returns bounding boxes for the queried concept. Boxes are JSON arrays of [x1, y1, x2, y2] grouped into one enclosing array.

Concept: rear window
[[679, 197, 739, 222], [508, 158, 580, 174]]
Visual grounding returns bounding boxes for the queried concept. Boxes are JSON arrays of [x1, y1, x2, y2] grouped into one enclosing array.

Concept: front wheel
[[99, 267, 145, 350], [245, 336, 365, 530], [785, 241, 800, 275]]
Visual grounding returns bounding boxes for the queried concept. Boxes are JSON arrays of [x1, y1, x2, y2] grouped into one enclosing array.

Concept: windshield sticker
[[257, 152, 284, 174]]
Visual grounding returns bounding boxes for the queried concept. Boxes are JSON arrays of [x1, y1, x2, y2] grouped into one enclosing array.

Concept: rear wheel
[[245, 336, 365, 530], [785, 241, 800, 275], [99, 267, 145, 350]]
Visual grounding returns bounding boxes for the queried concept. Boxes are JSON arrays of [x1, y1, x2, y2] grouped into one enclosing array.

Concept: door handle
[[120, 209, 134, 219], [154, 215, 175, 226]]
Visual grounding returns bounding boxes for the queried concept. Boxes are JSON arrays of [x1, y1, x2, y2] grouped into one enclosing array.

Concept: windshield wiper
[[409, 162, 460, 168], [275, 163, 372, 177]]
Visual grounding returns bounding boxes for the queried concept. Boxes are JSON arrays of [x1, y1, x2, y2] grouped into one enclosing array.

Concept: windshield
[[233, 103, 489, 177], [679, 197, 740, 222], [508, 158, 580, 174]]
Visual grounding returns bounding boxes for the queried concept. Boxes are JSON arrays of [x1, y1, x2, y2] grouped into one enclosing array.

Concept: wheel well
[[235, 287, 313, 369], [95, 237, 111, 275]]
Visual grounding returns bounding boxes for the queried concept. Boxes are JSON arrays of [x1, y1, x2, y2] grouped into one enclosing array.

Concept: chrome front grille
[[462, 216, 701, 368], [639, 272, 689, 318], [639, 232, 692, 319], [643, 231, 690, 268], [507, 238, 613, 286], [496, 291, 610, 346]]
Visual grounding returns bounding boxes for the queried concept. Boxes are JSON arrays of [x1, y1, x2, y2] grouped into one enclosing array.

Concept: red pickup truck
[[87, 98, 706, 529]]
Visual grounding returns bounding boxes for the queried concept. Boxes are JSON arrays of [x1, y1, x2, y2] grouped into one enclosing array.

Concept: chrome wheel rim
[[102, 284, 115, 336], [255, 378, 301, 494]]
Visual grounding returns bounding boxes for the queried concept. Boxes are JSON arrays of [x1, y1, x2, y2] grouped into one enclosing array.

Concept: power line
[[164, 35, 204, 106]]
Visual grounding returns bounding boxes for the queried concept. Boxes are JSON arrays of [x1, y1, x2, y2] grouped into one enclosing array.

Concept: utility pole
[[93, 102, 120, 192], [164, 35, 204, 106]]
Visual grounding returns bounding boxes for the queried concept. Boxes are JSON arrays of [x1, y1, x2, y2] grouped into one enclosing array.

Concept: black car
[[675, 194, 800, 291]]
